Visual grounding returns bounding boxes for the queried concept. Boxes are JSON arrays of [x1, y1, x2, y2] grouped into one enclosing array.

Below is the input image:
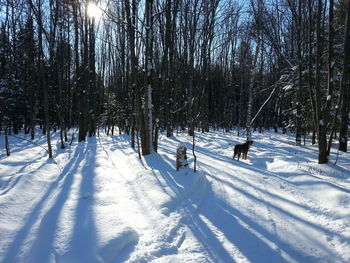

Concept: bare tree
[[144, 0, 154, 154], [339, 0, 350, 152], [29, 0, 53, 158]]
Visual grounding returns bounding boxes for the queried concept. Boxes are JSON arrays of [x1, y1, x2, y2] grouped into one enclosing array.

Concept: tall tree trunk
[[163, 0, 173, 138], [144, 0, 154, 155], [72, 0, 80, 134], [295, 0, 302, 146], [314, 0, 327, 163], [307, 0, 316, 145], [88, 19, 97, 137], [125, 0, 144, 151], [325, 0, 336, 155], [33, 0, 53, 158], [4, 122, 10, 156], [78, 5, 89, 142], [339, 0, 350, 152], [246, 40, 260, 140]]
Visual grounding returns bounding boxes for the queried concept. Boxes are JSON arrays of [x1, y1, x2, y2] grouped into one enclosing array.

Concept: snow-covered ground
[[0, 129, 349, 263]]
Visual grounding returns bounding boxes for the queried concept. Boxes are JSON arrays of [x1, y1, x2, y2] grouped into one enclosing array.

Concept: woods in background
[[0, 0, 349, 164]]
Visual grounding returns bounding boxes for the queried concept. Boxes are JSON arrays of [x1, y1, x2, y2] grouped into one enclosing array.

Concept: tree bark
[[144, 0, 154, 155], [339, 0, 350, 152], [125, 0, 146, 152], [314, 0, 327, 164], [295, 0, 302, 146], [4, 122, 10, 156], [31, 0, 53, 158]]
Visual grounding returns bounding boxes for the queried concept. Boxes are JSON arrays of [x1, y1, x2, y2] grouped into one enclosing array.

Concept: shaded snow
[[0, 130, 349, 263]]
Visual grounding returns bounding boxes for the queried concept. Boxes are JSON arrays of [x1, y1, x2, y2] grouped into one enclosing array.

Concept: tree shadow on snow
[[2, 139, 99, 263], [188, 174, 343, 263], [55, 137, 100, 262], [142, 149, 206, 215], [157, 134, 348, 262]]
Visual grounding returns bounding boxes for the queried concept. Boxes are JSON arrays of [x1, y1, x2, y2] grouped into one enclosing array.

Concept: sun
[[87, 2, 102, 19]]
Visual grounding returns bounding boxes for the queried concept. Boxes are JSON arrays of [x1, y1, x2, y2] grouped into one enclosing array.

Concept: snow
[[283, 85, 293, 91], [0, 130, 350, 263]]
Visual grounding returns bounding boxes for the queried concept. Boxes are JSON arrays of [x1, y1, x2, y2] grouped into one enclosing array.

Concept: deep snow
[[0, 129, 349, 263]]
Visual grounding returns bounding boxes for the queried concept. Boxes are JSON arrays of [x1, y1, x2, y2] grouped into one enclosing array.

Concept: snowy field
[[0, 129, 349, 263]]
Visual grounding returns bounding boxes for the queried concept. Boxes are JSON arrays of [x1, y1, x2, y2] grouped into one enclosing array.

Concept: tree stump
[[176, 145, 188, 171]]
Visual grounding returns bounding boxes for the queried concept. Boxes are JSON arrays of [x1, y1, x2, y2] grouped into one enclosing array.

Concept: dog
[[233, 140, 253, 161]]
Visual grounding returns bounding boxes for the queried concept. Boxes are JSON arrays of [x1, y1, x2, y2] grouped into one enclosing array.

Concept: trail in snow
[[0, 133, 211, 263], [97, 136, 209, 262], [191, 132, 350, 262], [0, 130, 349, 263], [157, 131, 350, 263]]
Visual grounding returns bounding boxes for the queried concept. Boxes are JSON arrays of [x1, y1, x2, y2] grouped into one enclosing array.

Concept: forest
[[0, 0, 350, 164]]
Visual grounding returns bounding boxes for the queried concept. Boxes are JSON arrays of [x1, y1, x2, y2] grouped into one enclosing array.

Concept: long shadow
[[261, 135, 297, 147], [0, 158, 54, 196], [60, 137, 99, 262], [253, 147, 315, 163], [186, 175, 340, 262], [159, 136, 348, 261], [187, 212, 237, 263], [0, 147, 46, 174], [236, 157, 350, 200], [69, 136, 137, 262], [206, 170, 350, 244], [171, 134, 349, 229], [0, 174, 24, 196], [110, 134, 135, 155], [287, 177, 350, 194], [110, 134, 131, 147], [2, 135, 47, 156], [194, 140, 339, 197], [6, 156, 62, 193], [189, 204, 294, 262], [107, 135, 174, 226], [112, 132, 348, 262], [201, 147, 349, 228], [144, 152, 304, 262], [199, 195, 335, 263], [142, 152, 232, 262], [142, 154, 182, 203], [2, 142, 87, 263], [143, 153, 198, 202]]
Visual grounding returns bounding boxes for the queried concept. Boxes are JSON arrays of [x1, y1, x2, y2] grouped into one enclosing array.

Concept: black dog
[[233, 140, 254, 161]]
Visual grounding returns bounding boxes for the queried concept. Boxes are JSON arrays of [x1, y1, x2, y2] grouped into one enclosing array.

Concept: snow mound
[[98, 227, 139, 263], [161, 171, 209, 216]]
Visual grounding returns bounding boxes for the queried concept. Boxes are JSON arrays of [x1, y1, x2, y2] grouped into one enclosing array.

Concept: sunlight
[[87, 2, 102, 19]]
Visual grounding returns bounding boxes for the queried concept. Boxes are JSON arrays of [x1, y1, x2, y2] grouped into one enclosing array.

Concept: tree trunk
[[307, 0, 317, 146], [88, 19, 97, 137], [78, 6, 89, 142], [314, 0, 327, 163], [125, 0, 145, 152], [4, 123, 10, 156], [144, 0, 154, 155], [295, 0, 302, 146], [34, 0, 52, 158], [325, 0, 335, 155], [339, 0, 350, 152]]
